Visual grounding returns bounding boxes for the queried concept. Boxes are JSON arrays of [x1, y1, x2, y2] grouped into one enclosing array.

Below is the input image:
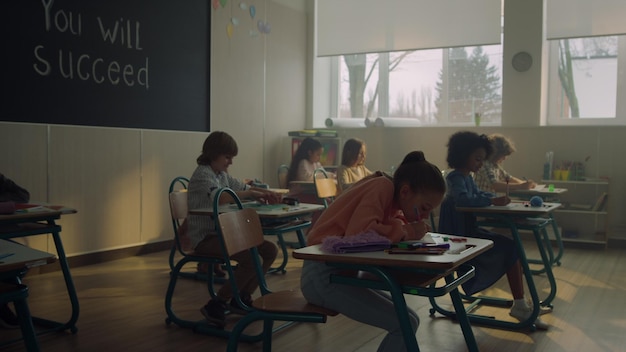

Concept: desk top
[[293, 235, 493, 271], [0, 203, 77, 223], [0, 239, 57, 273], [189, 202, 325, 218], [457, 201, 561, 215], [510, 186, 567, 195]]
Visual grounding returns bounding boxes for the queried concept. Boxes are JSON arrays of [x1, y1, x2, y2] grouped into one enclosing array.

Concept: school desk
[[444, 202, 561, 331], [0, 239, 56, 351], [293, 235, 494, 352], [0, 239, 56, 274], [189, 202, 325, 273], [509, 186, 568, 267], [0, 204, 79, 335]]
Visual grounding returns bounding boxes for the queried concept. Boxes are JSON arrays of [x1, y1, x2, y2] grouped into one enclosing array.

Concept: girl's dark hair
[[393, 151, 446, 197], [196, 131, 238, 165], [341, 138, 365, 166], [445, 131, 492, 169], [287, 138, 323, 182]]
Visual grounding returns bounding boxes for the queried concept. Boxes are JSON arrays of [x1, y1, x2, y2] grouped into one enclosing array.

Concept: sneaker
[[229, 293, 253, 315], [509, 305, 550, 330], [200, 299, 227, 328], [0, 304, 19, 329]]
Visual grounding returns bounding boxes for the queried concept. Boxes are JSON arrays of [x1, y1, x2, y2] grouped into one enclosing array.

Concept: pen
[[386, 248, 446, 255], [0, 253, 15, 260], [413, 206, 420, 222], [396, 242, 450, 249]]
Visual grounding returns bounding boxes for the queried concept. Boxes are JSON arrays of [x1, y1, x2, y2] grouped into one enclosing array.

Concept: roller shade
[[315, 0, 502, 57], [546, 0, 626, 40]]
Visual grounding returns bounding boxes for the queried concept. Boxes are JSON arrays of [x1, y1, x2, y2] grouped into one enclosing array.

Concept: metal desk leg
[[549, 213, 564, 265], [445, 274, 479, 352], [268, 233, 289, 274], [530, 227, 557, 307], [42, 228, 80, 333]]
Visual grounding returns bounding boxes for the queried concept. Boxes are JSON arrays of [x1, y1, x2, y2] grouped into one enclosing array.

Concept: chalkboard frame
[[1, 0, 210, 132]]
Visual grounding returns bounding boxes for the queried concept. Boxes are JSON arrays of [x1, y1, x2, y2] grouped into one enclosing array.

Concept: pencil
[[506, 176, 510, 198]]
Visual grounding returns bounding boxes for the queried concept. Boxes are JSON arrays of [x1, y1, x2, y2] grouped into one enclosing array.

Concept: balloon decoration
[[249, 5, 256, 19], [257, 20, 271, 34], [212, 0, 219, 10], [227, 23, 234, 39], [239, 2, 248, 10], [219, 0, 227, 8]]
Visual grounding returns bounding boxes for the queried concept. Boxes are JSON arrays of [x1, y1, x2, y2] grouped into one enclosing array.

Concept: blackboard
[[1, 0, 210, 132]]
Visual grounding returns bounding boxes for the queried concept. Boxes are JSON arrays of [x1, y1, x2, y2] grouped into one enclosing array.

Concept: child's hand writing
[[250, 189, 282, 204], [491, 196, 511, 206], [403, 220, 430, 240]]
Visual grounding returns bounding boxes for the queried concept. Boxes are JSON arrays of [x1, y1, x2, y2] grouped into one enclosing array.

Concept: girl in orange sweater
[[301, 151, 446, 352]]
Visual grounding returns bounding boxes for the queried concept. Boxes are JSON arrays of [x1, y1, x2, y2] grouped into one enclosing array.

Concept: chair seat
[[252, 290, 338, 317]]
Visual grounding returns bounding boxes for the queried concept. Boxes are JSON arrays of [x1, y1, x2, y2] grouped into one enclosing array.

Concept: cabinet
[[541, 179, 609, 246]]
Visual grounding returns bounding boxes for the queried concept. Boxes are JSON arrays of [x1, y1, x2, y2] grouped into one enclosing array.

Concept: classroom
[[1, 0, 626, 351]]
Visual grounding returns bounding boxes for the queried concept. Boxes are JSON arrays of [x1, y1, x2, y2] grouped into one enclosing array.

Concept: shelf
[[541, 179, 609, 185], [555, 209, 608, 215], [561, 237, 607, 245]]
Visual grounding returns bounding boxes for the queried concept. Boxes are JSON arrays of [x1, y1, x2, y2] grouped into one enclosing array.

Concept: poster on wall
[[1, 0, 210, 131]]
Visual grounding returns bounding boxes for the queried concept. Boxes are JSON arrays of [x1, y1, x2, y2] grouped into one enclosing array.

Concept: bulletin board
[[1, 0, 210, 131]]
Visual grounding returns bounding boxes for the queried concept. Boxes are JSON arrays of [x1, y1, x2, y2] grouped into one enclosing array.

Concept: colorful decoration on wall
[[212, 0, 270, 39], [257, 20, 270, 34]]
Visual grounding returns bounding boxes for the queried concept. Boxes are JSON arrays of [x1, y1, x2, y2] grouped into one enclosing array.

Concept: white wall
[[1, 0, 624, 258]]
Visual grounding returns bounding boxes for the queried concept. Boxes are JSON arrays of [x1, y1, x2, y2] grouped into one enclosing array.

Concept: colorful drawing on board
[[249, 5, 256, 19], [212, 0, 220, 10], [220, 0, 228, 8], [239, 2, 248, 10]]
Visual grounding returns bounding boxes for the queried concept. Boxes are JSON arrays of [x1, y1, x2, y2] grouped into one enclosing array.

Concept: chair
[[167, 176, 191, 276], [313, 168, 337, 208], [0, 283, 39, 352], [164, 177, 225, 329], [277, 164, 289, 189], [213, 188, 338, 352]]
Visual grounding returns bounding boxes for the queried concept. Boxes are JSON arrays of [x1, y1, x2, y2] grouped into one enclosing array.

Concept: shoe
[[509, 305, 549, 330], [0, 304, 19, 329], [200, 299, 227, 328], [229, 293, 253, 315]]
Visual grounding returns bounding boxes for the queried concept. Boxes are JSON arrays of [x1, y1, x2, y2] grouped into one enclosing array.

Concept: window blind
[[545, 0, 626, 40], [315, 0, 502, 57]]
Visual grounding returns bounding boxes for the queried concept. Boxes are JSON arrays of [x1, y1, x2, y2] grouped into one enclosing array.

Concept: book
[[592, 192, 608, 211]]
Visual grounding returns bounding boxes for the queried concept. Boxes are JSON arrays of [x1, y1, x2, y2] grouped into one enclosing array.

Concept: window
[[546, 35, 626, 125], [331, 45, 503, 127]]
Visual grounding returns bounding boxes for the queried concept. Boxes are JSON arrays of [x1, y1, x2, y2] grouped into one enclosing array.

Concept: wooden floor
[[2, 239, 626, 352]]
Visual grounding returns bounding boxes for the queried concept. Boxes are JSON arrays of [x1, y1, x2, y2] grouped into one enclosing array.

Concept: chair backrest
[[168, 176, 190, 252], [277, 164, 289, 189], [214, 187, 271, 295], [218, 207, 265, 257], [313, 168, 337, 208]]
